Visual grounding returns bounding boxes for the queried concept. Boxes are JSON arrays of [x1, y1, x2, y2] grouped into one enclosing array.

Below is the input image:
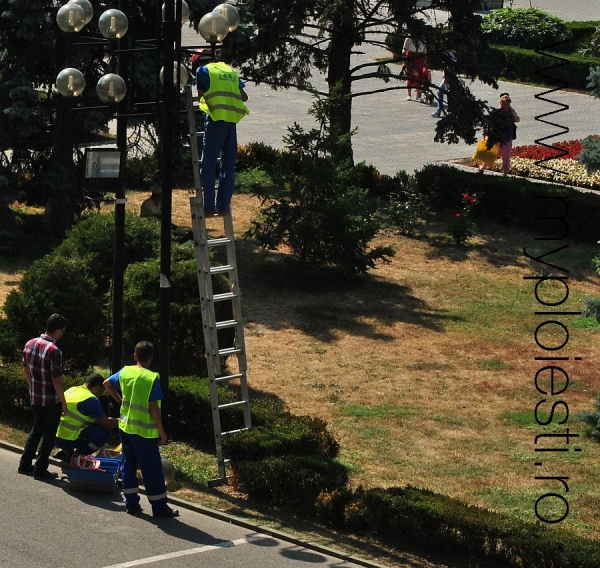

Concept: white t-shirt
[[403, 37, 426, 54]]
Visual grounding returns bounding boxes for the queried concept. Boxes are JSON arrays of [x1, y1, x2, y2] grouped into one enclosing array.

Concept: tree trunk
[[326, 0, 355, 164]]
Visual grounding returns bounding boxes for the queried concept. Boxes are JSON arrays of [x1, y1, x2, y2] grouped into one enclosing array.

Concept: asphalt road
[[0, 443, 382, 568]]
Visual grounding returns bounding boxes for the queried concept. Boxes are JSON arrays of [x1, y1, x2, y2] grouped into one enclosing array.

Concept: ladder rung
[[207, 237, 232, 247], [213, 292, 235, 302], [215, 319, 239, 330], [215, 373, 243, 383], [210, 265, 234, 274], [218, 400, 249, 411], [222, 427, 250, 437], [219, 347, 242, 357]]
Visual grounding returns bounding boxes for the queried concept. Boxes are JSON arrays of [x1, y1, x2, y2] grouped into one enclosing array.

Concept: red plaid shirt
[[22, 334, 63, 406]]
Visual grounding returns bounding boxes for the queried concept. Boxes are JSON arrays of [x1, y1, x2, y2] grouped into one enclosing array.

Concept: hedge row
[[414, 164, 600, 245], [488, 44, 600, 90], [315, 486, 600, 568]]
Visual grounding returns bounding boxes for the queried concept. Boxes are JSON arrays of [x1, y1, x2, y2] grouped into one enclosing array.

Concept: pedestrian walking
[[54, 372, 119, 461], [196, 57, 249, 216], [18, 313, 68, 480], [431, 49, 457, 118], [403, 35, 428, 101], [479, 93, 520, 176], [104, 341, 178, 518]]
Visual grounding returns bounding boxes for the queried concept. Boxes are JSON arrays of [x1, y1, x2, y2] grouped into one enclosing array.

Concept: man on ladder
[[196, 54, 249, 216]]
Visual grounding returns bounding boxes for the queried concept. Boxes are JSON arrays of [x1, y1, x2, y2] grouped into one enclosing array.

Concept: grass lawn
[[2, 188, 600, 565]]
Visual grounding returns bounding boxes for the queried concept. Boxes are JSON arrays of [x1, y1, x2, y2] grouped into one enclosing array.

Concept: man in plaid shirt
[[18, 313, 68, 480]]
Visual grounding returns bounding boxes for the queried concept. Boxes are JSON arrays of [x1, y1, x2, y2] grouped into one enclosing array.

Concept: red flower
[[455, 213, 461, 218], [512, 139, 585, 161]]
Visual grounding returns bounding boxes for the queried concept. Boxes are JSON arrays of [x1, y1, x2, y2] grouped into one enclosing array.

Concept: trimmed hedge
[[222, 415, 340, 460], [488, 44, 600, 90], [315, 486, 600, 568], [414, 164, 600, 245], [231, 454, 349, 510]]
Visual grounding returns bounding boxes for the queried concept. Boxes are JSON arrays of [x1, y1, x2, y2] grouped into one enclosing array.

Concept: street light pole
[[159, 0, 177, 412], [111, 0, 130, 377]]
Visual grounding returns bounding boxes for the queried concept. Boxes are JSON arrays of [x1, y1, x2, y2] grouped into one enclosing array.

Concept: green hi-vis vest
[[199, 62, 249, 124], [118, 366, 161, 439], [56, 385, 96, 441]]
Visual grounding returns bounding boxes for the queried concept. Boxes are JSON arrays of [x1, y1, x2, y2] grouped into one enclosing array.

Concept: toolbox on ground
[[66, 456, 121, 493]]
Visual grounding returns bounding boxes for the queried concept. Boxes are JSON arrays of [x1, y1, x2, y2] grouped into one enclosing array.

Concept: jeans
[[20, 403, 63, 473], [201, 117, 238, 213], [434, 80, 447, 116]]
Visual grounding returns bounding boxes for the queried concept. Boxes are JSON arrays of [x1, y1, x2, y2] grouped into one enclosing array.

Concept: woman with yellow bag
[[476, 93, 520, 176]]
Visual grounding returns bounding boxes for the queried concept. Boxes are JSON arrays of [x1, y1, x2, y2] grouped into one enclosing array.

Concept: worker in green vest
[[54, 373, 118, 462], [104, 341, 178, 518], [196, 58, 249, 216]]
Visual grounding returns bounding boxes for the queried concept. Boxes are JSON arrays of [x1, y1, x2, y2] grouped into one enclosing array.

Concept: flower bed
[[468, 139, 600, 190]]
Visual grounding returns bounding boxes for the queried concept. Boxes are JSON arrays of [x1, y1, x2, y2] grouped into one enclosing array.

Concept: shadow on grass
[[235, 240, 464, 340]]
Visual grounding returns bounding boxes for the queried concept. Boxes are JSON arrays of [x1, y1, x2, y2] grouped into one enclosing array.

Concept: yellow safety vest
[[56, 385, 96, 441], [118, 366, 161, 439], [199, 62, 248, 123]]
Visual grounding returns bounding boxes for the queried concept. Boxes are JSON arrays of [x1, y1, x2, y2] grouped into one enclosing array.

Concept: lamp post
[[56, 0, 239, 412]]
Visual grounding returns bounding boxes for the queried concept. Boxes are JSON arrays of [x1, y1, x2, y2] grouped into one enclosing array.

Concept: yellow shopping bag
[[472, 139, 499, 167]]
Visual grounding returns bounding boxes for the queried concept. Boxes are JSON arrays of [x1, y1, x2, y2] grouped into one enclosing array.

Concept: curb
[[0, 438, 387, 568]]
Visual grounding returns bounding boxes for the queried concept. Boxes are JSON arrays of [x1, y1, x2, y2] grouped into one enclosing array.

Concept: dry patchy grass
[[4, 189, 600, 544]]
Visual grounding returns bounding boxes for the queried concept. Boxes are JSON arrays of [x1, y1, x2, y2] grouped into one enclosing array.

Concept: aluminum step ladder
[[185, 84, 252, 486]]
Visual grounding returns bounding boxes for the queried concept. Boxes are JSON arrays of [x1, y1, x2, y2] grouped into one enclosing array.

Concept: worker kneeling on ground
[[54, 373, 119, 462]]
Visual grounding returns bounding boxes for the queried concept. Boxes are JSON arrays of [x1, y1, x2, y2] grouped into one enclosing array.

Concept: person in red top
[[18, 313, 68, 480]]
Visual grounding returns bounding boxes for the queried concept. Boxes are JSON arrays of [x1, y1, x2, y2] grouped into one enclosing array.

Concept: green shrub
[[231, 454, 349, 509], [388, 174, 430, 236], [579, 27, 600, 57], [481, 8, 569, 49], [487, 45, 600, 90], [54, 211, 160, 298], [167, 375, 239, 446], [222, 414, 340, 461], [125, 155, 160, 188], [121, 246, 234, 376], [244, 91, 395, 274], [0, 363, 32, 421], [414, 164, 600, 246], [0, 255, 106, 372], [237, 142, 285, 174]]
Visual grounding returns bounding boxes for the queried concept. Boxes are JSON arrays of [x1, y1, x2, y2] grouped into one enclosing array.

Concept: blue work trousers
[[55, 425, 111, 455], [119, 430, 168, 513], [20, 402, 63, 474], [201, 117, 238, 213]]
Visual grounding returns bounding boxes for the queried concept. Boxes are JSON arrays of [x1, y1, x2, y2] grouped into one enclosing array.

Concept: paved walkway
[[181, 0, 600, 176]]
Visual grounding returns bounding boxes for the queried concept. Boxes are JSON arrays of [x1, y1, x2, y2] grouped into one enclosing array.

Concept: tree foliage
[[245, 88, 395, 274], [480, 7, 569, 49], [226, 0, 498, 157], [0, 0, 174, 240]]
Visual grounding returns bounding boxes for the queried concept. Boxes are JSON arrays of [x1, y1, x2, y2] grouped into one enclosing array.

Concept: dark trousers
[[20, 403, 63, 473], [54, 425, 111, 455], [120, 430, 168, 513]]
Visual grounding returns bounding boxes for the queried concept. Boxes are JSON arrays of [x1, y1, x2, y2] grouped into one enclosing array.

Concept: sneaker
[[126, 504, 143, 515], [34, 470, 58, 480], [152, 506, 179, 518], [18, 465, 35, 475], [406, 95, 411, 100], [431, 112, 440, 118]]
